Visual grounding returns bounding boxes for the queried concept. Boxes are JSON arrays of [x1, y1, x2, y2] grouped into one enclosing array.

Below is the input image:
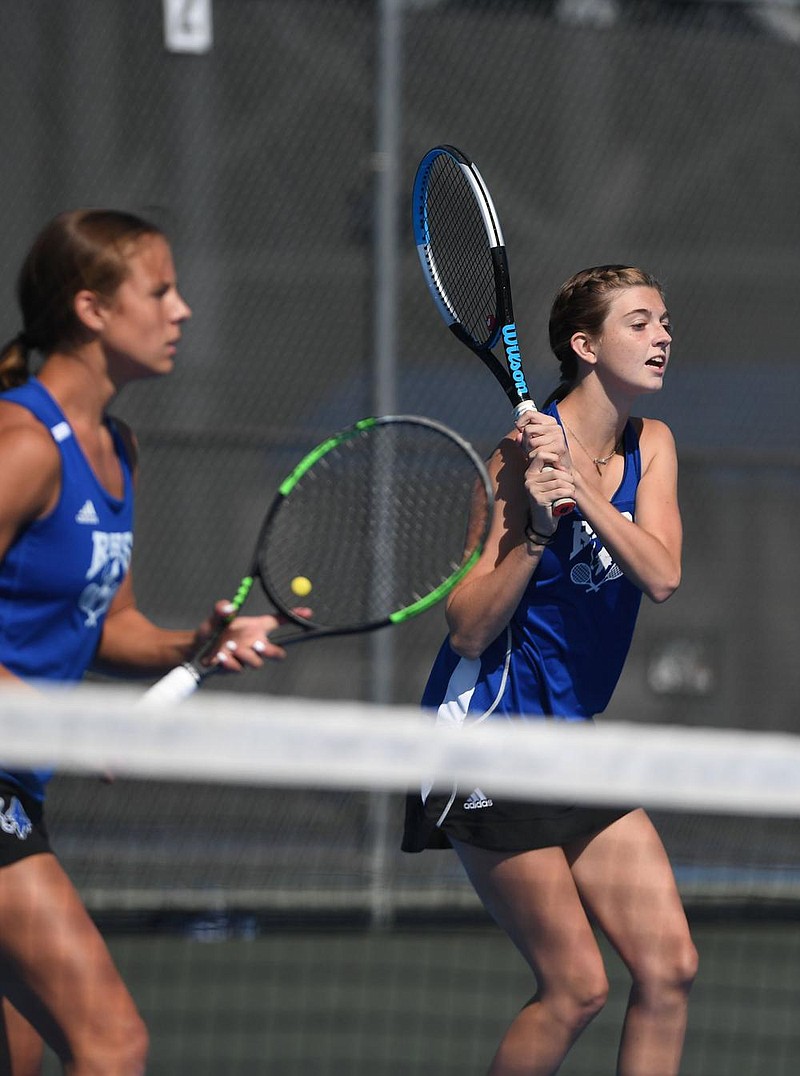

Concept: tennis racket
[[412, 144, 575, 516], [141, 415, 493, 705]]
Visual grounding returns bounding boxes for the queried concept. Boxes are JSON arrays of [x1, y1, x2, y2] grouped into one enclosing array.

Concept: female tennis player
[[404, 266, 698, 1075], [0, 210, 291, 1073]]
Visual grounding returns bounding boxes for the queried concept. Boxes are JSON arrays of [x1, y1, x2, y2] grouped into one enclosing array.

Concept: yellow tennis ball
[[290, 575, 312, 597]]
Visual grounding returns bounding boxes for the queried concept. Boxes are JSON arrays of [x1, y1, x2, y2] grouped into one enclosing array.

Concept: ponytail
[[0, 334, 32, 391], [1, 209, 164, 394], [541, 381, 573, 409]]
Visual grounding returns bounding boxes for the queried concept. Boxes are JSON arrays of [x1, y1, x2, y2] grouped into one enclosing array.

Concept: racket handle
[[551, 495, 577, 517], [513, 403, 575, 517], [140, 664, 202, 706], [513, 401, 537, 421], [139, 600, 239, 707]]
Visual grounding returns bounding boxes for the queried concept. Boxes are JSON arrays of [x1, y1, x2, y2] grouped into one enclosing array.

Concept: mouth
[[645, 355, 667, 370]]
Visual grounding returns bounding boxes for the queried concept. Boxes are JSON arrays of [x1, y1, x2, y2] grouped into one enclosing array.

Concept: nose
[[174, 292, 192, 322]]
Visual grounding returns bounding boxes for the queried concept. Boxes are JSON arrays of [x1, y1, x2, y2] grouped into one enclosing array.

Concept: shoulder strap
[[1, 378, 73, 443]]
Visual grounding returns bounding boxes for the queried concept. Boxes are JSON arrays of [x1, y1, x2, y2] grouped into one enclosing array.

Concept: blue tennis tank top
[[0, 378, 134, 800], [422, 404, 642, 726]]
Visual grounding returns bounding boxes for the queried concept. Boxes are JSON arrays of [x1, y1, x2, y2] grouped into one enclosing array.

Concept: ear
[[570, 331, 598, 366], [73, 289, 107, 334]]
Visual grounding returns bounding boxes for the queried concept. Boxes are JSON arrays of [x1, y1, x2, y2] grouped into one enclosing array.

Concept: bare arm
[[96, 418, 289, 677], [444, 412, 680, 662], [0, 410, 61, 686], [444, 422, 573, 660], [94, 569, 289, 677], [570, 418, 681, 603]]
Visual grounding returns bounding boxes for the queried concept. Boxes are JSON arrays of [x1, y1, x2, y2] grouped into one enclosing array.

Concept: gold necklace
[[565, 424, 621, 476]]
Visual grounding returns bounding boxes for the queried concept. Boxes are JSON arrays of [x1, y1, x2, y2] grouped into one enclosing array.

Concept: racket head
[[253, 415, 493, 641], [413, 145, 508, 353], [413, 148, 572, 516]]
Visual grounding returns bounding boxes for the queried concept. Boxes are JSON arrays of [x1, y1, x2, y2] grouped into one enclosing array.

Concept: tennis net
[[3, 683, 800, 1074]]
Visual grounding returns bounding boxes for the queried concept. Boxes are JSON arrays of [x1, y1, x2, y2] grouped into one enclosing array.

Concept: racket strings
[[258, 422, 490, 631], [424, 155, 498, 348]]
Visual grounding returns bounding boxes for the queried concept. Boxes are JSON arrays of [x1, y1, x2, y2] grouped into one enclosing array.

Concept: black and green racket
[[142, 415, 493, 703]]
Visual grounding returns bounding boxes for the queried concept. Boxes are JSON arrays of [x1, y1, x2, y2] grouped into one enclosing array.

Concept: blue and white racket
[[412, 144, 575, 516]]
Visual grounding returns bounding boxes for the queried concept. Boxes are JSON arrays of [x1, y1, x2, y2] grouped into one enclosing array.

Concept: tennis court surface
[[4, 686, 800, 1074]]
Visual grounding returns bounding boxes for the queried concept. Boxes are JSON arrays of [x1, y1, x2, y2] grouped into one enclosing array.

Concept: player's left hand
[[196, 600, 310, 672], [516, 411, 571, 466], [517, 414, 575, 520]]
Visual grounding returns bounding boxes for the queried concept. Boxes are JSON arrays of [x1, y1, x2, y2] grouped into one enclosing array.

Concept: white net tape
[[2, 683, 800, 815]]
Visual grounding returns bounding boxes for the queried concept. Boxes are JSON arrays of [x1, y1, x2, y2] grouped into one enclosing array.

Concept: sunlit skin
[[448, 284, 682, 665], [531, 285, 676, 531], [584, 286, 672, 402], [79, 233, 191, 384], [434, 277, 693, 1076], [0, 216, 301, 1073]]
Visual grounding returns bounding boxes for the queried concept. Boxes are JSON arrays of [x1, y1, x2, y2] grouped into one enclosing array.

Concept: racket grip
[[513, 401, 537, 421], [513, 403, 576, 516], [139, 664, 202, 706], [551, 496, 577, 517]]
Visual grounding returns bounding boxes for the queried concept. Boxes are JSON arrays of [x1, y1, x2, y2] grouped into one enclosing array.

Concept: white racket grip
[[139, 664, 201, 707], [514, 399, 576, 516], [513, 400, 538, 421]]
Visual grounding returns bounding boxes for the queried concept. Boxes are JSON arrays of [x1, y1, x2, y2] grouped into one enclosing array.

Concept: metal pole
[[372, 0, 402, 419], [368, 0, 404, 929]]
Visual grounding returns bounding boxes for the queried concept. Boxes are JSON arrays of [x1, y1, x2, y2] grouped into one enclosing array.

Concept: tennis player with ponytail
[[0, 209, 288, 1073], [404, 266, 697, 1075]]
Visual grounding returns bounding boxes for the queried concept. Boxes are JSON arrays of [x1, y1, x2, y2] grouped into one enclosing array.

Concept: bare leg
[[452, 839, 609, 1076], [0, 855, 148, 1075], [568, 810, 698, 1076], [0, 998, 44, 1076]]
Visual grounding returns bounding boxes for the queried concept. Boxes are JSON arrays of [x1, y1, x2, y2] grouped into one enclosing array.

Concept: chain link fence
[[1, 0, 798, 729]]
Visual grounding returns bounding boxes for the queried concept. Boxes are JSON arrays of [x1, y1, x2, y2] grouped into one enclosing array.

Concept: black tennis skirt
[[0, 780, 52, 868], [402, 784, 633, 854]]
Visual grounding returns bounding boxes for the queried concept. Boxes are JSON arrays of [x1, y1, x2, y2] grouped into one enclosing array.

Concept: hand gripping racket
[[141, 415, 493, 705], [412, 144, 575, 516]]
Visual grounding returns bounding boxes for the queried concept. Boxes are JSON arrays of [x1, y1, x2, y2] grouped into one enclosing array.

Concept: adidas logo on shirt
[[75, 500, 100, 525], [463, 788, 493, 810]]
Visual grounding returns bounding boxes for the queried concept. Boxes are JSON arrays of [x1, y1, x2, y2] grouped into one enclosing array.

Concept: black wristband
[[524, 521, 555, 547]]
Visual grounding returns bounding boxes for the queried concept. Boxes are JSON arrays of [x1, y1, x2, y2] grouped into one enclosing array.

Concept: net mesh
[[4, 684, 800, 1074]]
